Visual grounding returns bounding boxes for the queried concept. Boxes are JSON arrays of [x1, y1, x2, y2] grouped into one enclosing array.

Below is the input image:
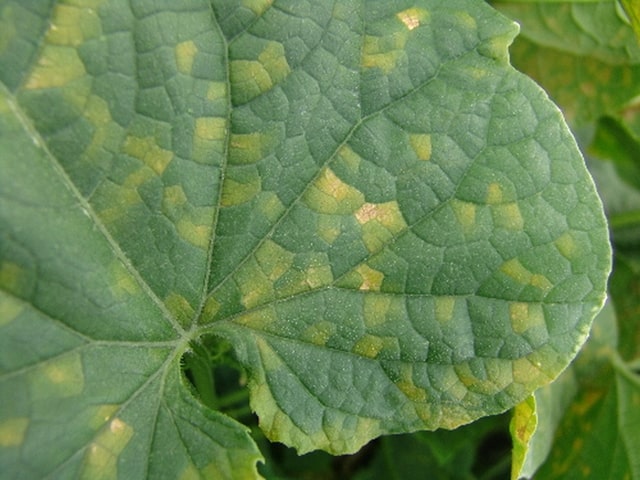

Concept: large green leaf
[[0, 0, 610, 477]]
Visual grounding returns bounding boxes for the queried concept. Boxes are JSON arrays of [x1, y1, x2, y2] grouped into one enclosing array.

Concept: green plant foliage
[[0, 0, 613, 478]]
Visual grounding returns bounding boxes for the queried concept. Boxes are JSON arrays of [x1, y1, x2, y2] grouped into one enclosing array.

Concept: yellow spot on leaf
[[0, 295, 23, 326], [451, 199, 476, 231], [0, 261, 30, 295], [500, 258, 552, 293], [355, 201, 407, 252], [178, 462, 200, 480], [396, 364, 428, 401], [82, 418, 134, 479], [258, 191, 286, 222], [454, 11, 477, 30], [255, 240, 294, 281], [176, 218, 211, 249], [362, 33, 407, 73], [258, 41, 290, 84], [397, 8, 428, 31], [304, 168, 364, 214], [25, 46, 86, 89], [302, 320, 336, 346], [353, 334, 384, 359], [235, 306, 277, 330], [435, 296, 455, 323], [31, 353, 84, 399], [221, 175, 261, 206], [317, 215, 341, 244], [195, 117, 226, 142], [164, 292, 195, 324], [355, 264, 384, 291], [88, 404, 119, 430], [510, 302, 544, 334], [123, 136, 173, 175], [0, 418, 29, 447], [512, 357, 551, 385], [555, 232, 576, 259], [201, 296, 220, 322], [175, 40, 197, 74], [363, 295, 392, 327], [493, 203, 523, 230], [46, 2, 103, 46], [409, 133, 432, 160], [230, 132, 270, 164], [206, 81, 227, 100], [486, 182, 503, 204], [236, 261, 273, 309], [336, 144, 362, 172], [242, 0, 273, 16], [231, 41, 289, 102], [109, 261, 139, 298]]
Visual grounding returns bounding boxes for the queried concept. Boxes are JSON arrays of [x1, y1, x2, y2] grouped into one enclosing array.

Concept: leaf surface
[[0, 0, 611, 476]]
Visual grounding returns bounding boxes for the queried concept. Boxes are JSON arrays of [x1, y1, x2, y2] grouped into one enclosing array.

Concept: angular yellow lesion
[[258, 191, 285, 223], [336, 144, 362, 172], [236, 261, 274, 309], [258, 41, 290, 84], [231, 41, 290, 101], [396, 364, 428, 401], [88, 404, 120, 430], [354, 264, 384, 292], [195, 117, 226, 142], [109, 261, 140, 298], [510, 302, 545, 334], [435, 296, 455, 323], [30, 353, 84, 399], [500, 258, 553, 293], [175, 40, 198, 74], [353, 334, 384, 359], [512, 356, 552, 385], [362, 33, 407, 74], [486, 182, 503, 204], [409, 133, 432, 160], [206, 81, 227, 101], [302, 320, 336, 346], [123, 136, 173, 175], [164, 292, 195, 323], [24, 46, 86, 89], [451, 199, 476, 231], [363, 294, 392, 327], [555, 232, 576, 259], [176, 218, 211, 249], [45, 2, 103, 47], [255, 240, 295, 282], [317, 215, 341, 244], [229, 132, 270, 165], [82, 417, 134, 478], [396, 8, 429, 31], [355, 201, 407, 253], [242, 0, 274, 16], [83, 95, 121, 159], [235, 306, 277, 330], [454, 11, 477, 30], [304, 168, 364, 214], [221, 174, 261, 206], [178, 462, 200, 480], [0, 418, 29, 447], [0, 294, 23, 326], [0, 261, 30, 295], [493, 203, 523, 230]]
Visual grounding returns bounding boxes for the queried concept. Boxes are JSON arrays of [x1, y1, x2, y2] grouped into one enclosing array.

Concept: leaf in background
[[354, 414, 510, 480], [532, 302, 640, 479], [621, 0, 640, 41], [493, 1, 640, 125], [589, 115, 640, 191], [1, 0, 611, 477]]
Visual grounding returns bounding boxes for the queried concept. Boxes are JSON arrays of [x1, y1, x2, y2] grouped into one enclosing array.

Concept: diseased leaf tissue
[[0, 0, 610, 478]]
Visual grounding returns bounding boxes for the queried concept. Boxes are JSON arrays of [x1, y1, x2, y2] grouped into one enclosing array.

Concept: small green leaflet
[[0, 0, 610, 478]]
